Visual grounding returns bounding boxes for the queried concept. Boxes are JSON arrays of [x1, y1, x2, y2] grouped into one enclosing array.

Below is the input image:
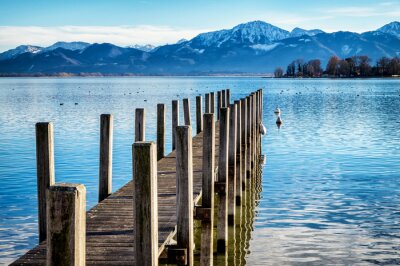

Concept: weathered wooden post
[[205, 93, 210, 113], [228, 104, 237, 225], [183, 98, 191, 126], [235, 100, 242, 205], [216, 107, 229, 253], [200, 113, 215, 266], [210, 92, 215, 114], [226, 89, 231, 106], [241, 98, 247, 189], [222, 90, 226, 107], [47, 183, 86, 266], [176, 126, 194, 266], [196, 96, 203, 134], [157, 104, 166, 160], [172, 100, 179, 150], [135, 108, 145, 142], [99, 114, 113, 202], [246, 96, 252, 179], [35, 122, 55, 242], [133, 142, 158, 266], [217, 91, 222, 120]]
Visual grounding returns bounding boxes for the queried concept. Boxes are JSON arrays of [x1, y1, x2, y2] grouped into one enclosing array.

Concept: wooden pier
[[12, 89, 264, 266]]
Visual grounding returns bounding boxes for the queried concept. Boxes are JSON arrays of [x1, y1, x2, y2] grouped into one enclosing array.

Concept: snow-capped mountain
[[377, 21, 400, 38], [0, 45, 42, 60], [127, 44, 157, 52], [41, 42, 90, 53], [189, 20, 290, 47], [290, 27, 325, 37]]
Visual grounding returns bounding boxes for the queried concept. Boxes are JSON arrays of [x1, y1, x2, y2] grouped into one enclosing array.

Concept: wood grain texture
[[157, 104, 166, 160], [210, 92, 215, 114], [35, 122, 55, 243], [133, 142, 158, 266], [228, 104, 237, 225], [176, 126, 194, 266], [196, 96, 203, 134], [135, 108, 145, 142], [200, 114, 215, 266], [47, 184, 86, 266], [183, 98, 191, 126], [172, 100, 179, 150], [99, 114, 113, 202]]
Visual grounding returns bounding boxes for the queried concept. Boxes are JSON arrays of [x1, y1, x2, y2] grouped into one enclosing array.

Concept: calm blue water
[[0, 77, 399, 265]]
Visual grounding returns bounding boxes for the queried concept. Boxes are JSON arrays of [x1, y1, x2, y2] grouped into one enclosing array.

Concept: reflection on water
[[1, 78, 400, 264]]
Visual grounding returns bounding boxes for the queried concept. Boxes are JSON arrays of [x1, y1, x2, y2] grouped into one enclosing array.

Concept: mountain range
[[0, 20, 399, 75]]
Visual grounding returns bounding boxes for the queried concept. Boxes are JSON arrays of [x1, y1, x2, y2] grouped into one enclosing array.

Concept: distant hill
[[0, 21, 399, 75]]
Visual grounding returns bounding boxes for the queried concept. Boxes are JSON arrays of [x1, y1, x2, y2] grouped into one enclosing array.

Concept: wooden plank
[[35, 122, 55, 242], [210, 92, 215, 114], [235, 101, 242, 206], [99, 114, 113, 202]]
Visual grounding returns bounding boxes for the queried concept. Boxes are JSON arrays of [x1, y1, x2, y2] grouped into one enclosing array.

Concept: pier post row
[[14, 89, 264, 266]]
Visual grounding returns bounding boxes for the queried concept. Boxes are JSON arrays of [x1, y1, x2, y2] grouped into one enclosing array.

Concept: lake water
[[0, 77, 399, 265]]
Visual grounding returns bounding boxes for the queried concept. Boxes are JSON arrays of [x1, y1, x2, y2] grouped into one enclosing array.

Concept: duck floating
[[274, 107, 281, 114], [276, 116, 283, 125]]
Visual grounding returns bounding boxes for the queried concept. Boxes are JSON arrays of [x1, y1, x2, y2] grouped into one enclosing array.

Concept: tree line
[[274, 56, 400, 78]]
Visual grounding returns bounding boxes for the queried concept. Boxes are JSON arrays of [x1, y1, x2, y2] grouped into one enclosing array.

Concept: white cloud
[[0, 25, 210, 52]]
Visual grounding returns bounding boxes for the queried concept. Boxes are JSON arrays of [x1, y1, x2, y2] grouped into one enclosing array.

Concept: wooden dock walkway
[[11, 89, 263, 265], [12, 126, 220, 265]]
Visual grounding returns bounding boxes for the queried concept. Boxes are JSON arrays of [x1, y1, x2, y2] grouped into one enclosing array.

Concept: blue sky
[[0, 0, 399, 51]]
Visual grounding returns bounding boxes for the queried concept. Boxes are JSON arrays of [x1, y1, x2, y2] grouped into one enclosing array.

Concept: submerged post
[[196, 96, 203, 134], [157, 104, 166, 160], [246, 96, 252, 179], [235, 100, 242, 205], [133, 142, 158, 266], [99, 114, 113, 202], [183, 98, 191, 126], [241, 98, 247, 190], [172, 100, 179, 150], [135, 108, 145, 142], [35, 122, 55, 242], [217, 107, 229, 253], [228, 104, 237, 225], [210, 92, 215, 114], [47, 183, 86, 266], [176, 126, 194, 266], [200, 113, 215, 266]]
